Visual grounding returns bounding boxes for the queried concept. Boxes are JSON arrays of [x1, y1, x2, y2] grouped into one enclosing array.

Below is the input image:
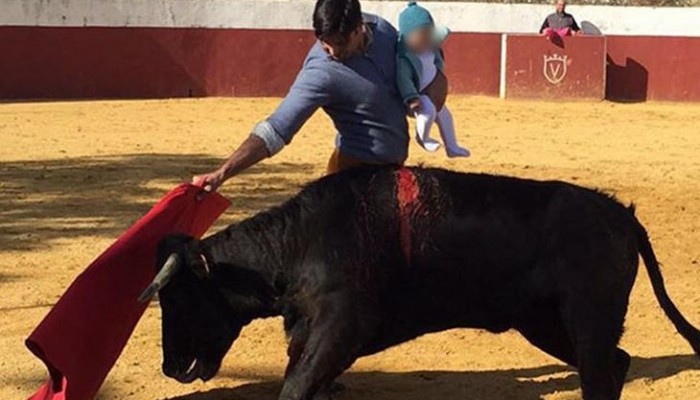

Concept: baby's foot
[[416, 134, 441, 153], [446, 146, 471, 158]]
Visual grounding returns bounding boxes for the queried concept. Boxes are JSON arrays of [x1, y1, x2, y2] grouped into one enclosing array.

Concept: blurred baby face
[[405, 26, 434, 54]]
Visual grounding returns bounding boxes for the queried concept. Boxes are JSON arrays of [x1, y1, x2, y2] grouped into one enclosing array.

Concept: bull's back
[[351, 168, 636, 348]]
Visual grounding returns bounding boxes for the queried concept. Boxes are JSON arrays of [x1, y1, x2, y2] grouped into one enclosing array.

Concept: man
[[195, 0, 448, 191], [539, 0, 581, 37]]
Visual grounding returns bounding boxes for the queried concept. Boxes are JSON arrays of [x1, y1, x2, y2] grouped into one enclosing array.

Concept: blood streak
[[395, 168, 421, 265]]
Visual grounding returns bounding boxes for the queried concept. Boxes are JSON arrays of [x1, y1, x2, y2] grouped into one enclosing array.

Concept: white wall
[[1, 0, 699, 36]]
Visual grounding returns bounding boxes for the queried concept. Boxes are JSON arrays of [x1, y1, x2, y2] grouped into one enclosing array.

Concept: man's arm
[[194, 134, 270, 192], [195, 59, 331, 191], [396, 55, 420, 108], [540, 18, 550, 34], [570, 16, 581, 33]]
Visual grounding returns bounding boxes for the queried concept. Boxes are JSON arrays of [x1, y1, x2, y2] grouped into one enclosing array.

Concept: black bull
[[140, 166, 700, 400]]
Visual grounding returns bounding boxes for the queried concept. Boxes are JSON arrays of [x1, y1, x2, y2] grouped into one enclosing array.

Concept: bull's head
[[139, 234, 245, 383]]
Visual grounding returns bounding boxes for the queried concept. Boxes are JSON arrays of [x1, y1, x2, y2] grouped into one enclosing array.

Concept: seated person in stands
[[539, 0, 581, 37]]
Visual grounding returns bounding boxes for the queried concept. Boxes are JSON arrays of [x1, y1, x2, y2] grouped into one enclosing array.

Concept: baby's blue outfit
[[396, 1, 450, 104], [395, 1, 470, 158]]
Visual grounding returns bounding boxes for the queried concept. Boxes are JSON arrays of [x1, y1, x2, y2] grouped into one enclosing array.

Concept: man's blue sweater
[[252, 14, 409, 165]]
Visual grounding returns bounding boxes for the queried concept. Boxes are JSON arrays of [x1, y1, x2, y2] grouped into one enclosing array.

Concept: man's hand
[[191, 134, 271, 195], [192, 168, 226, 193], [408, 98, 422, 114]]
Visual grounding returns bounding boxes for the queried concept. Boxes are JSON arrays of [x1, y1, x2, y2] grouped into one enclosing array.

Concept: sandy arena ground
[[1, 97, 699, 400]]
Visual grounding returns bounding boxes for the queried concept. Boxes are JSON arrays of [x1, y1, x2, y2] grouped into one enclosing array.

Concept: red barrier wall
[[504, 35, 606, 100], [606, 36, 700, 102], [444, 33, 502, 97], [0, 27, 500, 100], [0, 27, 698, 102]]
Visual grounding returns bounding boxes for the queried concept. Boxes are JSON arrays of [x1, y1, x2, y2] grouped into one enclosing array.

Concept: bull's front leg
[[284, 316, 309, 379], [279, 291, 374, 400]]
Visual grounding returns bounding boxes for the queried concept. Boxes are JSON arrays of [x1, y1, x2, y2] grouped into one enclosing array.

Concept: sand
[[1, 96, 699, 400]]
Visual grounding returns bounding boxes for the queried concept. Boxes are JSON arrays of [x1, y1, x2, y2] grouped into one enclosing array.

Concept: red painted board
[[504, 35, 606, 100], [606, 36, 700, 102], [444, 33, 502, 97], [0, 27, 315, 99]]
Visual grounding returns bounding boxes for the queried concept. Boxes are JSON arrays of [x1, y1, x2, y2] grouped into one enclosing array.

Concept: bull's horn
[[138, 253, 181, 303]]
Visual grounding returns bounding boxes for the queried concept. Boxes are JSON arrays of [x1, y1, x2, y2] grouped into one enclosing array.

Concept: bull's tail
[[634, 216, 700, 356]]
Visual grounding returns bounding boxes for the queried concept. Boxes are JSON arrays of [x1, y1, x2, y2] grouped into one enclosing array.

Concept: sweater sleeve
[[253, 59, 332, 155], [396, 55, 420, 105], [570, 16, 581, 32]]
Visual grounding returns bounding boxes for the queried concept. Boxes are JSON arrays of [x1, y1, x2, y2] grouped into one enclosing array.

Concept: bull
[[140, 166, 700, 400]]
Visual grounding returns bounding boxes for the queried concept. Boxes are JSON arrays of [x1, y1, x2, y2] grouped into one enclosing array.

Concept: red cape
[[26, 184, 230, 400]]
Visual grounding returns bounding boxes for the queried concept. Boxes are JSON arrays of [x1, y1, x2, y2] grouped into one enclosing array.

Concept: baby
[[396, 1, 470, 158]]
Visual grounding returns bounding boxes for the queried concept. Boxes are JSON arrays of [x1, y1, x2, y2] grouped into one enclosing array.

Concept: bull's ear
[[140, 235, 207, 302], [188, 251, 211, 280], [183, 240, 212, 281], [157, 234, 196, 267], [158, 234, 211, 280]]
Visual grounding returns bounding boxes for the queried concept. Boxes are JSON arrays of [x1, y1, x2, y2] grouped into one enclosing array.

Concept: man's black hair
[[313, 0, 363, 41]]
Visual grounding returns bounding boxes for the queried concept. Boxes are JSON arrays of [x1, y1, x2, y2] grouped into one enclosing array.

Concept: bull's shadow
[[166, 354, 698, 400]]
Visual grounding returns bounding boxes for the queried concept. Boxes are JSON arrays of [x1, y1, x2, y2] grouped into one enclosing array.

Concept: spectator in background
[[540, 0, 581, 38]]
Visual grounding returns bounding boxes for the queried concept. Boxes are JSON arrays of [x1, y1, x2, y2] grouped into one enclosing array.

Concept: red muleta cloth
[[26, 183, 230, 400]]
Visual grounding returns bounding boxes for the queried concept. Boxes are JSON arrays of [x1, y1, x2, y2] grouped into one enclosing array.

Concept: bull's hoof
[[328, 381, 346, 393]]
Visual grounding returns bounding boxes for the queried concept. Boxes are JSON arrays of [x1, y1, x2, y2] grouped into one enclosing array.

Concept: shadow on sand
[[0, 154, 315, 251], [165, 354, 699, 400]]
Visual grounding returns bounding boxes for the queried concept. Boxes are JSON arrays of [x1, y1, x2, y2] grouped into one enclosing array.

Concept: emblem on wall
[[543, 54, 568, 84]]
